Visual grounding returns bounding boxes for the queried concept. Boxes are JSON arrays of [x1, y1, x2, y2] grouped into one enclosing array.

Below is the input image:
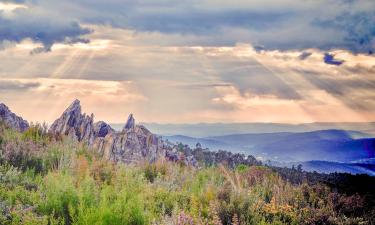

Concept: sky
[[0, 0, 375, 124]]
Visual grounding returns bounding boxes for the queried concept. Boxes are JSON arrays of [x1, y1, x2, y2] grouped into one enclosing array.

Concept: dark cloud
[[2, 0, 375, 53], [66, 0, 375, 53], [0, 80, 40, 91], [0, 7, 91, 52], [313, 12, 375, 53], [125, 10, 290, 35], [323, 53, 344, 65], [0, 0, 25, 3]]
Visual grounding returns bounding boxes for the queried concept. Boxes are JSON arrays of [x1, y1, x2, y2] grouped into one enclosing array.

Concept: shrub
[[0, 125, 374, 225], [142, 160, 167, 183], [38, 172, 79, 224]]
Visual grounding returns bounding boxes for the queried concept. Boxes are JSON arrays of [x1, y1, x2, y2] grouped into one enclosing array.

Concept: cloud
[[313, 11, 375, 53], [299, 52, 312, 60], [0, 0, 25, 3], [1, 27, 375, 123], [0, 80, 39, 90], [1, 0, 375, 53], [0, 78, 147, 123], [323, 53, 344, 65], [0, 4, 91, 52], [30, 0, 374, 53]]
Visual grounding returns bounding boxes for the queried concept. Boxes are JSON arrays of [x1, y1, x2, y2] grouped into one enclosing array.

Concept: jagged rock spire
[[0, 103, 29, 132], [123, 113, 135, 130], [49, 99, 95, 144], [66, 99, 81, 113]]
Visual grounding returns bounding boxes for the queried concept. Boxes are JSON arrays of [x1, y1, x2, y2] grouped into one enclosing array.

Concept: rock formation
[[49, 99, 95, 145], [50, 100, 168, 164], [92, 123, 166, 163], [0, 103, 29, 132]]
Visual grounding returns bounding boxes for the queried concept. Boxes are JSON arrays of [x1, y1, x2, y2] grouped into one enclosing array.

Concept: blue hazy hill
[[164, 130, 375, 175]]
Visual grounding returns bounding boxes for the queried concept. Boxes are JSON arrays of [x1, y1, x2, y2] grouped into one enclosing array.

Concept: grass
[[0, 123, 373, 225]]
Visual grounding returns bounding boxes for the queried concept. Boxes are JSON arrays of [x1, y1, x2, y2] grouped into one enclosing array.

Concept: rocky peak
[[0, 103, 29, 132], [123, 113, 135, 131], [49, 99, 95, 144], [66, 99, 81, 113]]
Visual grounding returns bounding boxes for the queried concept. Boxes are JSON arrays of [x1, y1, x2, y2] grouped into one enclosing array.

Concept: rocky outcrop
[[93, 121, 114, 138], [50, 100, 169, 164], [93, 123, 166, 163], [0, 103, 29, 132], [49, 99, 95, 145]]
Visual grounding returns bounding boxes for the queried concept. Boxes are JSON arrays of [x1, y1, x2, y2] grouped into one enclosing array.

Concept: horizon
[[3, 99, 375, 125]]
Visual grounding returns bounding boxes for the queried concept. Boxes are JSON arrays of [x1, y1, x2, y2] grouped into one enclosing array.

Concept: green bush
[[38, 172, 79, 224], [0, 125, 374, 225]]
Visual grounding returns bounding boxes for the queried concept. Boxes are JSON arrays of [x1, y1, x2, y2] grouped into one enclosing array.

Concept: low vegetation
[[0, 122, 374, 225]]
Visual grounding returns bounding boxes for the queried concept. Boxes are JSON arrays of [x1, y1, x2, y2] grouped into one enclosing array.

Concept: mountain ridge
[[165, 130, 375, 163], [128, 122, 375, 137]]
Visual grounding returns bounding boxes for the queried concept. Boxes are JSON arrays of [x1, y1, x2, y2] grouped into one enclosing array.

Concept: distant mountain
[[165, 130, 375, 163], [267, 160, 375, 176], [164, 135, 232, 150], [119, 122, 375, 137]]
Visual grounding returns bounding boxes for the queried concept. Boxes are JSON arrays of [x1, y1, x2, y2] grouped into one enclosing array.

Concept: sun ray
[[74, 50, 96, 79], [249, 54, 367, 124], [50, 49, 82, 79]]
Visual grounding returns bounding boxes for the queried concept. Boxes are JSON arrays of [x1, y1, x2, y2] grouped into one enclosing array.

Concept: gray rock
[[93, 124, 166, 164], [49, 99, 95, 145], [50, 99, 197, 166], [0, 103, 29, 132], [123, 114, 135, 131], [93, 121, 114, 138]]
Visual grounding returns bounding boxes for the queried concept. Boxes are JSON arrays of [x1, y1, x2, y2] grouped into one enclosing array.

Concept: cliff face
[[0, 103, 29, 132]]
